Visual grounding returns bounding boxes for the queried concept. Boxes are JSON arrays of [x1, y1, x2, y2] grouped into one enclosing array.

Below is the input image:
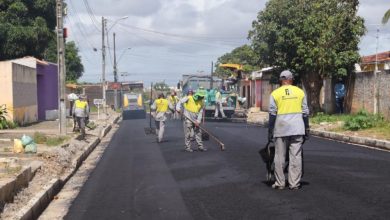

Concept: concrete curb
[[0, 161, 43, 213], [13, 115, 120, 220], [216, 114, 390, 152], [0, 167, 31, 211], [246, 120, 390, 151], [15, 179, 61, 220], [311, 129, 390, 151]]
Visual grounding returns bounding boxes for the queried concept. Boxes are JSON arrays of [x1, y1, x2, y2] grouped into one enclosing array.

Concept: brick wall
[[350, 70, 390, 119]]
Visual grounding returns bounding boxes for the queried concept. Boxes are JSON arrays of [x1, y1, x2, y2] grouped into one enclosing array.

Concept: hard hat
[[193, 90, 206, 100]]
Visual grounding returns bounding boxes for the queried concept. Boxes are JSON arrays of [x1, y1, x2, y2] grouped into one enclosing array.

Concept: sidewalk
[[246, 109, 390, 151], [0, 110, 120, 219]]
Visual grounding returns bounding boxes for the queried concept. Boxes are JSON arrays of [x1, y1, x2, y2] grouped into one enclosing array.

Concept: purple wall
[[37, 63, 58, 120]]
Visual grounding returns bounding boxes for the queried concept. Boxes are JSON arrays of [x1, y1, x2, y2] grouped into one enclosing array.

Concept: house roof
[[361, 51, 390, 64], [4, 57, 57, 68]]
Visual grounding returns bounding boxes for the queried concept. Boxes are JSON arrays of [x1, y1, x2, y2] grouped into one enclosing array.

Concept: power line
[[81, 0, 101, 32], [64, 17, 95, 65], [117, 23, 244, 40], [65, 12, 95, 49], [117, 24, 241, 50]]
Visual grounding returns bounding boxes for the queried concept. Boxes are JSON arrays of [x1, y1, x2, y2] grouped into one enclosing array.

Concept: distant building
[[357, 51, 390, 72]]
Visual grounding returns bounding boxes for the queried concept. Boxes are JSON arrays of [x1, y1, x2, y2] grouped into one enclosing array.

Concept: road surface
[[65, 117, 390, 220]]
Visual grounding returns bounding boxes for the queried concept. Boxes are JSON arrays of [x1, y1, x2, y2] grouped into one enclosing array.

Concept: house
[[239, 67, 277, 111], [0, 57, 58, 124], [358, 51, 390, 72]]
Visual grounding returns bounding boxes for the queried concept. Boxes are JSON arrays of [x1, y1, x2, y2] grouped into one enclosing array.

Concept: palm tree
[[382, 9, 390, 24]]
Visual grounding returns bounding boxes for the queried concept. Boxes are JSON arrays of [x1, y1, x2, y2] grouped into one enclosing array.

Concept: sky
[[65, 0, 390, 86]]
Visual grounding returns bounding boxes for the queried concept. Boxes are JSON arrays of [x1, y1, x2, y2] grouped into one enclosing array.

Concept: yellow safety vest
[[75, 100, 88, 109], [271, 85, 304, 115], [168, 95, 179, 104], [155, 98, 169, 112], [184, 95, 203, 113]]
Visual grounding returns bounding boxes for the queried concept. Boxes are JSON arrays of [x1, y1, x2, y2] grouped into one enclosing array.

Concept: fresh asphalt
[[65, 115, 390, 220]]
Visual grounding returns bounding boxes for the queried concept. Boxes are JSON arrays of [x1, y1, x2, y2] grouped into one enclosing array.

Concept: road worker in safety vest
[[214, 89, 226, 119], [176, 89, 207, 152], [268, 70, 310, 190], [168, 91, 180, 120], [151, 93, 173, 143], [72, 94, 90, 140]]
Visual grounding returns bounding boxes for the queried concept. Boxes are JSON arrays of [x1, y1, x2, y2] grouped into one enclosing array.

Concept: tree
[[45, 40, 84, 82], [0, 0, 56, 60], [214, 45, 260, 78], [153, 81, 170, 92], [249, 0, 365, 113], [382, 9, 390, 24]]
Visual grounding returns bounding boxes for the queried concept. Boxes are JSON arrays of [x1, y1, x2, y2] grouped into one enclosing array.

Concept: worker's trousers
[[214, 102, 226, 118], [274, 135, 304, 188], [155, 120, 165, 142], [183, 119, 203, 150], [75, 117, 86, 139], [171, 111, 180, 120]]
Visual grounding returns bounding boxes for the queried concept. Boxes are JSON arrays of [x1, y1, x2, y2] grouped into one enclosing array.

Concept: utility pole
[[210, 61, 214, 89], [113, 32, 118, 83], [102, 17, 106, 113], [56, 0, 66, 135], [374, 27, 379, 114], [113, 32, 118, 109]]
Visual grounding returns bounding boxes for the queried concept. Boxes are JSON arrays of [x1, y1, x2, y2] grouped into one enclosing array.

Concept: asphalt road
[[65, 116, 390, 220]]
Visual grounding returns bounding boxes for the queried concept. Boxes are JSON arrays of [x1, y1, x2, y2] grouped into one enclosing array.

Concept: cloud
[[358, 0, 390, 55], [68, 0, 390, 85], [85, 0, 162, 17]]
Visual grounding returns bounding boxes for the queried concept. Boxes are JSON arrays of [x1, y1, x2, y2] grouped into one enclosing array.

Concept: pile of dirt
[[0, 137, 99, 219]]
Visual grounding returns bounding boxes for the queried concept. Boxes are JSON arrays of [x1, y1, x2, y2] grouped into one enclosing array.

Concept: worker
[[268, 70, 309, 190], [334, 78, 345, 114], [72, 94, 90, 140], [168, 91, 180, 119], [176, 90, 207, 152], [214, 89, 226, 119], [151, 93, 173, 143]]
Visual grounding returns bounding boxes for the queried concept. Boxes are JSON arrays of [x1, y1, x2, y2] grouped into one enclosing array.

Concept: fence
[[347, 70, 390, 120]]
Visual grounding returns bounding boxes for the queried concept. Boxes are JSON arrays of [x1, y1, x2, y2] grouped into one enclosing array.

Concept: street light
[[108, 16, 129, 32], [118, 47, 131, 64]]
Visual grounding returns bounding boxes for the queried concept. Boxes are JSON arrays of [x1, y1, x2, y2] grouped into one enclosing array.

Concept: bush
[[0, 105, 18, 129], [344, 110, 384, 131]]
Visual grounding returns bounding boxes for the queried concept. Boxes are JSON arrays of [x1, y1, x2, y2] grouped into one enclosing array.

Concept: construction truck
[[180, 74, 237, 118], [122, 92, 145, 119]]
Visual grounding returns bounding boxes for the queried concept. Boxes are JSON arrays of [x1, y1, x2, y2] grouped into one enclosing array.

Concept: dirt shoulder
[[0, 111, 120, 219]]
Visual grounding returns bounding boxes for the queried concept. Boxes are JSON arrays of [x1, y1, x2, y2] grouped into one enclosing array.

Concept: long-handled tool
[[145, 82, 155, 135], [183, 114, 225, 151]]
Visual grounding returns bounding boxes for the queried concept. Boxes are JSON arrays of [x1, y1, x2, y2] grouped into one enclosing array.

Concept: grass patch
[[90, 106, 99, 113], [0, 120, 18, 129], [312, 110, 390, 140], [311, 112, 349, 124], [34, 132, 47, 144], [33, 132, 69, 146], [46, 136, 69, 146]]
